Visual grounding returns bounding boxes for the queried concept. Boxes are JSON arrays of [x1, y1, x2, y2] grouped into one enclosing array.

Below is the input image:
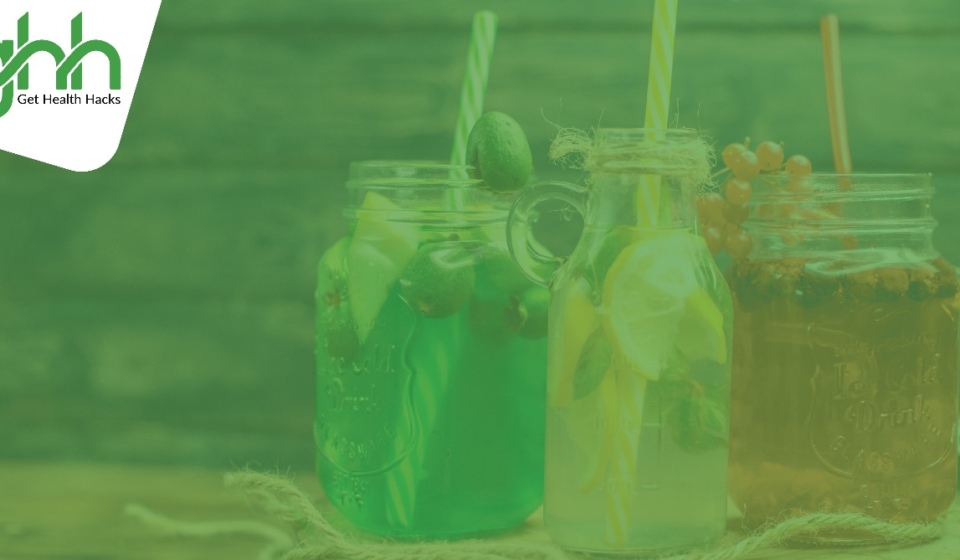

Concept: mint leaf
[[572, 328, 612, 400], [664, 380, 729, 453], [660, 345, 691, 382]]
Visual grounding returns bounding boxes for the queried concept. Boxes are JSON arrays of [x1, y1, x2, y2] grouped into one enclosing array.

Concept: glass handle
[[506, 181, 588, 287]]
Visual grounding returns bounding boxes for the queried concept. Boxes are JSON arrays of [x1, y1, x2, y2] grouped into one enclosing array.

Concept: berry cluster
[[697, 139, 813, 259]]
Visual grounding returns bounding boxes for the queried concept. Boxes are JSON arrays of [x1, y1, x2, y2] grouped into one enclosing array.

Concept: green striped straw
[[447, 11, 498, 208], [382, 11, 499, 529]]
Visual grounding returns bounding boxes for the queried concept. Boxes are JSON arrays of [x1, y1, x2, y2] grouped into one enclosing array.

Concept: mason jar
[[314, 161, 547, 538], [726, 173, 959, 541]]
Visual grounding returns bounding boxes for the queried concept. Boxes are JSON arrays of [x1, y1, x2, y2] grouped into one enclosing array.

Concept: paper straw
[[605, 371, 648, 546], [643, 1, 678, 134], [604, 0, 679, 548], [446, 11, 497, 209], [820, 14, 852, 175], [450, 11, 498, 168], [635, 0, 678, 228]]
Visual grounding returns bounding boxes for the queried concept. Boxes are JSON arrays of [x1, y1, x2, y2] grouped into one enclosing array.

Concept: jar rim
[[350, 160, 477, 172], [597, 126, 700, 137], [593, 127, 699, 142], [343, 160, 510, 224], [750, 172, 934, 203], [347, 160, 483, 189], [800, 173, 932, 179]]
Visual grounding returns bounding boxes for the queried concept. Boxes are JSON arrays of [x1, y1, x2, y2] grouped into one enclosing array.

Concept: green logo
[[0, 13, 121, 118]]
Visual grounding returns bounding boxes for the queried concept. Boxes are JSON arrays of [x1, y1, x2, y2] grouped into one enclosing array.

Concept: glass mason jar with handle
[[508, 129, 733, 554], [315, 161, 547, 538], [727, 174, 959, 541]]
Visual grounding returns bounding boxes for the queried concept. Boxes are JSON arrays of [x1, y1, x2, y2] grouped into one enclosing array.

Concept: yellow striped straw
[[643, 0, 678, 133], [605, 371, 648, 546], [636, 0, 678, 228], [606, 0, 679, 548], [450, 11, 498, 168]]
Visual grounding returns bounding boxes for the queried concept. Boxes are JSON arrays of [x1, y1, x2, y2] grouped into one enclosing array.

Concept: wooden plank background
[[1, 0, 959, 471]]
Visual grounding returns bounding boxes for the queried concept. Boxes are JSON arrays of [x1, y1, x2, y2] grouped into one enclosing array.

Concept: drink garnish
[[465, 111, 533, 193]]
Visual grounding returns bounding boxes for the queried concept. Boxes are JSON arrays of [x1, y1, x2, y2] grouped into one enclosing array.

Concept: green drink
[[315, 161, 546, 538]]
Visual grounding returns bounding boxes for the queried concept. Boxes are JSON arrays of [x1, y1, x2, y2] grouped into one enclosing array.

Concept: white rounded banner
[[0, 1, 162, 171]]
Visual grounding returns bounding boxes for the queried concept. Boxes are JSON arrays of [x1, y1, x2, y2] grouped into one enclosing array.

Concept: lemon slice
[[319, 236, 350, 281], [601, 232, 724, 379], [677, 288, 727, 364], [549, 277, 599, 407], [577, 369, 619, 492], [347, 192, 420, 341]]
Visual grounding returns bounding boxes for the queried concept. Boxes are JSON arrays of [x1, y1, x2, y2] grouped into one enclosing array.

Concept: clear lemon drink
[[315, 162, 547, 538], [510, 129, 733, 554], [546, 231, 732, 551]]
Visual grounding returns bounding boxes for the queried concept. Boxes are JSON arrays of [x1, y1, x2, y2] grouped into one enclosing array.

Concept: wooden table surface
[[0, 460, 957, 560]]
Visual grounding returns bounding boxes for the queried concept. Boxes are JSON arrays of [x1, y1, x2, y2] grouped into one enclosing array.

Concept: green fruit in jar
[[484, 250, 533, 296], [400, 242, 476, 318], [504, 296, 529, 333], [466, 111, 533, 193], [517, 286, 550, 339], [347, 193, 420, 341]]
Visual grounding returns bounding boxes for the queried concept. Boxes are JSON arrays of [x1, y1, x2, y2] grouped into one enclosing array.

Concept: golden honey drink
[[726, 174, 959, 538], [728, 257, 958, 525]]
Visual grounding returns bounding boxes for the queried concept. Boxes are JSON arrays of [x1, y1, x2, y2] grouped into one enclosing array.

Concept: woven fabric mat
[[0, 461, 957, 559]]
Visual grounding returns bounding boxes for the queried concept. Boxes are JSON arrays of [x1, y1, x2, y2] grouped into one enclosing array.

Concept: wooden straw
[[820, 14, 852, 175]]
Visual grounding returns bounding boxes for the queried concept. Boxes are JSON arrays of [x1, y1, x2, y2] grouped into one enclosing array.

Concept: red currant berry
[[722, 143, 747, 168], [723, 201, 750, 225], [785, 155, 812, 176], [698, 193, 726, 226], [725, 228, 754, 259], [787, 175, 814, 194], [755, 141, 784, 172], [703, 226, 723, 255], [724, 177, 753, 206], [731, 151, 761, 181]]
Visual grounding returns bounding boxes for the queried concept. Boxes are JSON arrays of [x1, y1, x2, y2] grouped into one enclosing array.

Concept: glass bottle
[[315, 161, 547, 538], [509, 129, 732, 554], [726, 173, 958, 542]]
